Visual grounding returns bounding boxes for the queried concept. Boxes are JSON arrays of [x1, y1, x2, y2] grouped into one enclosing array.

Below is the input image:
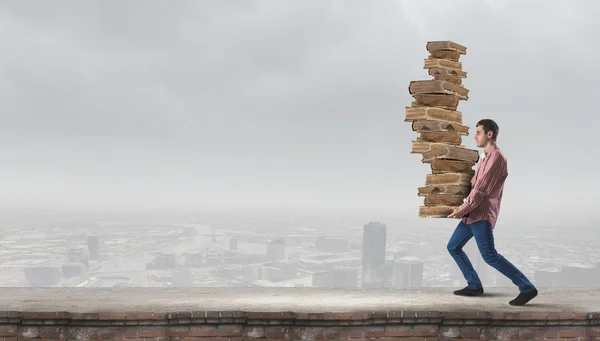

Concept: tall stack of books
[[404, 41, 480, 218]]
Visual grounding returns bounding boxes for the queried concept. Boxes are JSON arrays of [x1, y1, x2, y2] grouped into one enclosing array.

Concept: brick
[[39, 327, 65, 339], [138, 326, 164, 338], [363, 326, 385, 337], [337, 313, 352, 320], [138, 312, 154, 320], [487, 327, 520, 340], [388, 311, 402, 319], [385, 325, 413, 337], [372, 311, 387, 319], [291, 327, 324, 340], [66, 327, 100, 341], [413, 325, 437, 337], [217, 325, 242, 337], [591, 327, 600, 337], [348, 327, 363, 338], [518, 326, 546, 339], [518, 312, 533, 320], [97, 327, 125, 339], [559, 312, 575, 320], [460, 326, 485, 339], [351, 313, 370, 320], [323, 327, 348, 339], [244, 327, 265, 339], [263, 326, 290, 339], [189, 326, 218, 337], [323, 313, 338, 320], [558, 326, 587, 338], [531, 313, 547, 320], [19, 327, 39, 339], [439, 326, 460, 339], [546, 312, 561, 320]]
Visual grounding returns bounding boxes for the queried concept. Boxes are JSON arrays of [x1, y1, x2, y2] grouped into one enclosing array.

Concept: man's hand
[[447, 207, 464, 219]]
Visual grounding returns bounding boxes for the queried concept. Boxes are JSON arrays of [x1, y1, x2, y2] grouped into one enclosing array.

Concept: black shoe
[[454, 286, 484, 296], [509, 288, 538, 306]]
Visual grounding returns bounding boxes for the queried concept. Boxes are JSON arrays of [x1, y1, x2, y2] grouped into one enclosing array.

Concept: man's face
[[474, 125, 490, 148]]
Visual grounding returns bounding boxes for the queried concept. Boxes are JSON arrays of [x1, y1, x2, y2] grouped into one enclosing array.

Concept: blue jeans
[[447, 220, 536, 293]]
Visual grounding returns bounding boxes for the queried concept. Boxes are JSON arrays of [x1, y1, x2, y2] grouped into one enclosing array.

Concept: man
[[447, 119, 538, 306]]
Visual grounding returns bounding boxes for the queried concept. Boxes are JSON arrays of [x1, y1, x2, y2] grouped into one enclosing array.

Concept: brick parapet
[[1, 310, 599, 340]]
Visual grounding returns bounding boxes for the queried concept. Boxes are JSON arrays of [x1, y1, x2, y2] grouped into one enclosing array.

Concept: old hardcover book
[[418, 184, 471, 197], [430, 68, 465, 85], [428, 50, 461, 61], [419, 205, 457, 218], [426, 41, 467, 54], [425, 172, 473, 186], [412, 93, 460, 110], [428, 67, 467, 79], [424, 193, 466, 206], [409, 80, 469, 99], [417, 131, 462, 145], [424, 58, 462, 71], [431, 158, 475, 173], [411, 120, 470, 135], [404, 107, 462, 124], [411, 142, 479, 164]]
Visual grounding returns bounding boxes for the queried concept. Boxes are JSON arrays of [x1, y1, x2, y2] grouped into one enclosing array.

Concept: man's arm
[[457, 150, 507, 215]]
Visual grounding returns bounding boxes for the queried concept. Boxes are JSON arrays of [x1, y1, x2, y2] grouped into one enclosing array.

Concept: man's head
[[475, 119, 499, 148]]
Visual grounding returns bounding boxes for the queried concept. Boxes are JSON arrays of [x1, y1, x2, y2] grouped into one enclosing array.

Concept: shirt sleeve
[[458, 150, 507, 214]]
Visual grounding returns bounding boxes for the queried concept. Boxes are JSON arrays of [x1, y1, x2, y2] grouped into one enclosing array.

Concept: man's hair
[[476, 119, 499, 142]]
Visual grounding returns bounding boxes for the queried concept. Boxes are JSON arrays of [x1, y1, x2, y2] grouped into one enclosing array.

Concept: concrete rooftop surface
[[0, 287, 599, 313]]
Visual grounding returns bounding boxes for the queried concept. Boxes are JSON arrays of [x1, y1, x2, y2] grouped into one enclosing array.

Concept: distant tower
[[229, 238, 238, 251], [87, 236, 101, 261], [392, 256, 423, 288], [361, 222, 387, 288]]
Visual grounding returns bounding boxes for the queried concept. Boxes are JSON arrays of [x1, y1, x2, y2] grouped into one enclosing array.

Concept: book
[[417, 131, 462, 145], [428, 67, 467, 79], [411, 120, 470, 135], [428, 50, 461, 62], [431, 158, 475, 173], [419, 205, 457, 218], [409, 80, 469, 99], [430, 68, 465, 85], [411, 142, 479, 164], [426, 41, 467, 54], [424, 193, 466, 207], [418, 184, 471, 197], [404, 107, 462, 124], [424, 58, 462, 71], [425, 172, 473, 186], [412, 93, 460, 111]]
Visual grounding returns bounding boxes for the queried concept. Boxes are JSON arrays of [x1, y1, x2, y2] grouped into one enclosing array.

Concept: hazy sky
[[0, 0, 598, 215]]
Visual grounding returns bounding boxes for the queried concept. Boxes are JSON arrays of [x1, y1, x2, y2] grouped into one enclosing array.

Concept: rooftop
[[1, 287, 598, 313]]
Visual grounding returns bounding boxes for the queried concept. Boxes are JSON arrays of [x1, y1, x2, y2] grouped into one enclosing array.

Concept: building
[[86, 236, 101, 260], [361, 222, 386, 288], [392, 256, 423, 288], [229, 238, 238, 251]]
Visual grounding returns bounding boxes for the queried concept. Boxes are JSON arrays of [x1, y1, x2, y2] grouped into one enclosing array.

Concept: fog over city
[[0, 0, 598, 288]]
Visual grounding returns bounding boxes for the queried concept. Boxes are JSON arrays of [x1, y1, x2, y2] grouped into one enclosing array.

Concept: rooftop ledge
[[1, 287, 599, 314], [2, 288, 600, 341]]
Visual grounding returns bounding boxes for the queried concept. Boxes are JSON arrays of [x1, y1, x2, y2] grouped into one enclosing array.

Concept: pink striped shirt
[[458, 143, 508, 229]]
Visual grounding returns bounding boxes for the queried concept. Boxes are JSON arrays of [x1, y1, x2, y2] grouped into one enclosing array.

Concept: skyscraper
[[392, 256, 423, 288], [361, 222, 386, 288]]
